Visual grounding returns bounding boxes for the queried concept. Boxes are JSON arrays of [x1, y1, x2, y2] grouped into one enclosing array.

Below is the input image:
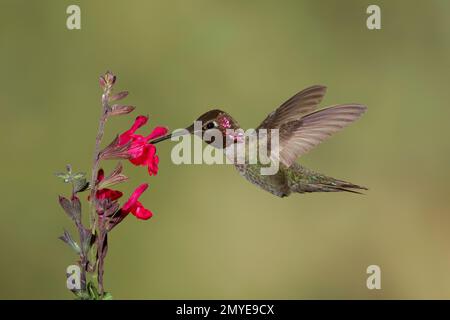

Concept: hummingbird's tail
[[287, 163, 368, 194]]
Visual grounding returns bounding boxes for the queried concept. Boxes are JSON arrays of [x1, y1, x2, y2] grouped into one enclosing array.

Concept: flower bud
[[109, 105, 135, 116], [104, 71, 116, 86], [110, 91, 129, 102]]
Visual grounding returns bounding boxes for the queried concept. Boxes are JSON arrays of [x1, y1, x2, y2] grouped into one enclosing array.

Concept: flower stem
[[89, 91, 110, 231], [97, 228, 107, 296], [71, 183, 88, 292], [88, 88, 111, 297]]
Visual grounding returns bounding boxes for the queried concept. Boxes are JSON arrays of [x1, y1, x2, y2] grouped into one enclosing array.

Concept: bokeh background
[[1, 0, 449, 299]]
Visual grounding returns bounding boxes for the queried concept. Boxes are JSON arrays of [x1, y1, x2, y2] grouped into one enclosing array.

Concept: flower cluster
[[93, 114, 167, 223], [95, 169, 152, 220], [56, 71, 168, 299]]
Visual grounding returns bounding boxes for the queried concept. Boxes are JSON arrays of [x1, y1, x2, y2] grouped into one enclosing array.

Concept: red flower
[[93, 169, 123, 201], [94, 169, 153, 220], [121, 183, 153, 220], [96, 188, 123, 201], [119, 116, 167, 176]]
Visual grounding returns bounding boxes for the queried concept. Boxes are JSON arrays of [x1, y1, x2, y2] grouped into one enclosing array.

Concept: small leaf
[[109, 91, 129, 102], [79, 227, 92, 256], [72, 172, 86, 180], [58, 196, 74, 219], [55, 172, 69, 178], [87, 281, 100, 300], [73, 178, 89, 193], [58, 195, 81, 221], [109, 105, 135, 116], [74, 291, 91, 300], [55, 172, 70, 183], [102, 292, 113, 300], [58, 229, 81, 254], [55, 167, 86, 186], [71, 196, 82, 220]]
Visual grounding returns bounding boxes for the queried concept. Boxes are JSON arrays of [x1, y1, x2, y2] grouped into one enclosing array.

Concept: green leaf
[[72, 172, 86, 180], [73, 178, 89, 193], [102, 292, 113, 300], [58, 229, 81, 254], [55, 172, 70, 183], [54, 166, 87, 189], [87, 281, 99, 300], [74, 290, 90, 300]]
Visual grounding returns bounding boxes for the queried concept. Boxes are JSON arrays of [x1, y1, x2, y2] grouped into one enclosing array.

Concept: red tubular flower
[[118, 115, 148, 145], [121, 183, 153, 220], [118, 116, 168, 176], [93, 170, 153, 221], [93, 169, 123, 201], [96, 188, 123, 201]]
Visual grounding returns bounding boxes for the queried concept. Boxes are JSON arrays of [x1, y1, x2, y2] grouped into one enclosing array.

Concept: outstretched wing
[[257, 85, 327, 130], [278, 104, 367, 167]]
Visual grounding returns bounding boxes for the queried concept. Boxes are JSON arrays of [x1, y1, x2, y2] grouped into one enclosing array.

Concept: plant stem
[[89, 91, 110, 231], [97, 228, 106, 296], [71, 183, 88, 292], [77, 221, 88, 292], [88, 89, 110, 297]]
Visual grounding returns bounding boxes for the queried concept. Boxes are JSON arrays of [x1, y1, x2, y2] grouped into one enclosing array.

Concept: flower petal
[[96, 188, 123, 201], [122, 183, 149, 213], [130, 115, 148, 132], [97, 169, 105, 183], [132, 201, 153, 220], [130, 144, 155, 166], [147, 126, 169, 140], [147, 154, 159, 176], [126, 135, 147, 159], [119, 115, 148, 145]]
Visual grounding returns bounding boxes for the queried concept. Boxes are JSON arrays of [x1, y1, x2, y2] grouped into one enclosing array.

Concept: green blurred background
[[1, 0, 449, 299]]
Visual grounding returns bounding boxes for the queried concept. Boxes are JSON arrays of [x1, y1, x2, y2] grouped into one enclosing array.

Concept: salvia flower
[[94, 169, 153, 221], [121, 183, 152, 220], [92, 169, 123, 202], [119, 115, 168, 176]]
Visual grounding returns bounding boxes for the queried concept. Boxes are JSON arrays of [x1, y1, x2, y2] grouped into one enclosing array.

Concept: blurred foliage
[[0, 0, 449, 299]]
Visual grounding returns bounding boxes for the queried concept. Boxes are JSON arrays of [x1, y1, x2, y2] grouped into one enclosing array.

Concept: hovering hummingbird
[[152, 85, 367, 197]]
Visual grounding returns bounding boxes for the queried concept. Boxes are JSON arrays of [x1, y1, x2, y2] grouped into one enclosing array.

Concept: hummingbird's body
[[153, 85, 368, 197], [235, 162, 365, 198]]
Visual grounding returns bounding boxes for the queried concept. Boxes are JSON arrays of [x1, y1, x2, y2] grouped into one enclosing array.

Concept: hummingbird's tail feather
[[286, 163, 368, 195], [326, 178, 368, 194]]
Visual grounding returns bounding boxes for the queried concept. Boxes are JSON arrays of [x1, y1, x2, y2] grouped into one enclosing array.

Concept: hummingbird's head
[[151, 109, 241, 148], [191, 109, 241, 148]]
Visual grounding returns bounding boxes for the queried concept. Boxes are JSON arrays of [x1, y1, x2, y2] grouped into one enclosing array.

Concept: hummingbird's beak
[[150, 124, 195, 145]]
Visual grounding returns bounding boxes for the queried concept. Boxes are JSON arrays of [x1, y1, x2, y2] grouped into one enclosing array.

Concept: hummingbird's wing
[[256, 85, 327, 130], [277, 104, 367, 167]]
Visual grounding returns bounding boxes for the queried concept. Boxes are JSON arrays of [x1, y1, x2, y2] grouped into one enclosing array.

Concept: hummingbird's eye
[[205, 121, 216, 129]]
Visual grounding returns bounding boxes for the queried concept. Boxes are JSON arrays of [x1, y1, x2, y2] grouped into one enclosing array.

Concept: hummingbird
[[152, 85, 368, 197]]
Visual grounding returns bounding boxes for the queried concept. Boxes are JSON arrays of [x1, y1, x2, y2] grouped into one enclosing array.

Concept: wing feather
[[278, 104, 367, 167], [257, 85, 327, 130]]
